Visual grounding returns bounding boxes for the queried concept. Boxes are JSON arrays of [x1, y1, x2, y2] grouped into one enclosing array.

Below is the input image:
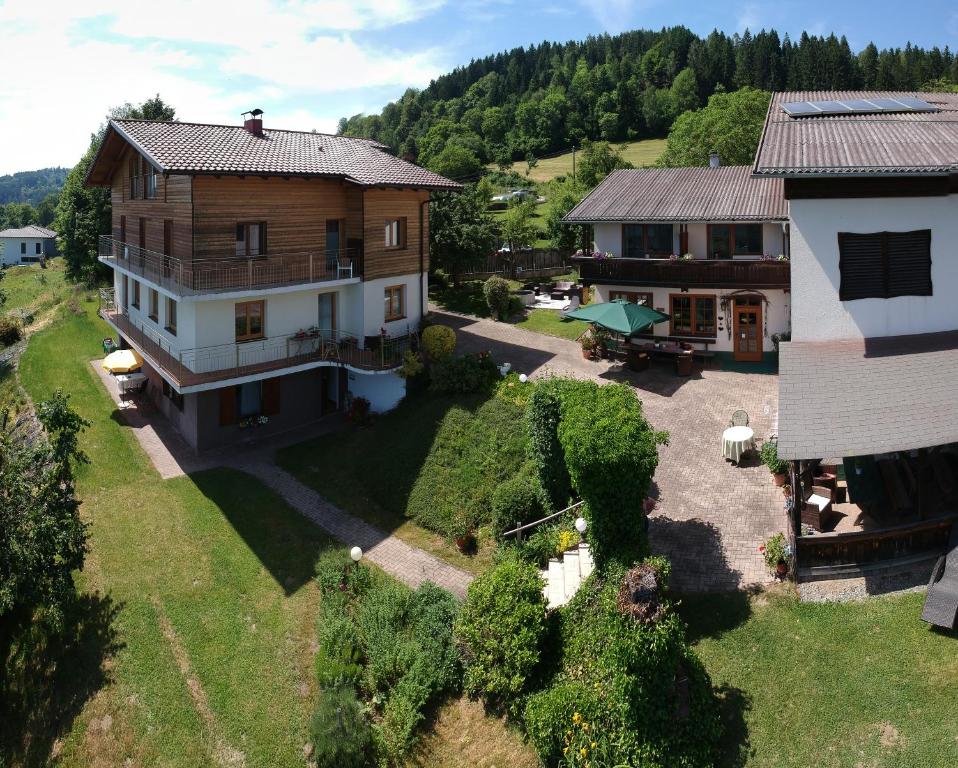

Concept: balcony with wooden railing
[[99, 297, 412, 390], [574, 255, 790, 289], [98, 235, 362, 298]]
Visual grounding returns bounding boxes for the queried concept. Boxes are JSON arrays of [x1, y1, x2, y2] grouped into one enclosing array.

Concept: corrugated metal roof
[[754, 91, 958, 176], [562, 166, 787, 223], [777, 331, 958, 460], [0, 224, 56, 238], [86, 119, 461, 190]]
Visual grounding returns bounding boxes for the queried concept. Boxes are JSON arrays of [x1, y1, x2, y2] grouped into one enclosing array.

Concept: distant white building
[[0, 224, 57, 266]]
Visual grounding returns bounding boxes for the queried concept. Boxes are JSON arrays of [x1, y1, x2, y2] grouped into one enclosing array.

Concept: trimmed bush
[[455, 556, 546, 709], [483, 275, 512, 318], [523, 681, 603, 767], [557, 381, 667, 568], [309, 685, 374, 768], [421, 325, 456, 361], [0, 316, 23, 346], [429, 352, 499, 394], [526, 382, 571, 509], [491, 463, 549, 536]]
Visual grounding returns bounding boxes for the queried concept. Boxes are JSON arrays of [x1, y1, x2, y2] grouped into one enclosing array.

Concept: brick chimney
[[243, 108, 264, 136], [709, 151, 720, 168]]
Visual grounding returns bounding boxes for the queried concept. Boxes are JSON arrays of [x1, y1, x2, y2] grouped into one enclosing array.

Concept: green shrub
[[557, 381, 667, 568], [377, 688, 423, 765], [429, 352, 499, 394], [491, 463, 549, 536], [357, 580, 416, 693], [760, 438, 788, 475], [421, 325, 456, 361], [509, 520, 563, 567], [523, 681, 603, 767], [0, 316, 22, 346], [316, 593, 364, 688], [455, 557, 546, 709], [309, 685, 374, 768], [315, 548, 372, 597], [483, 275, 512, 318], [526, 382, 572, 509]]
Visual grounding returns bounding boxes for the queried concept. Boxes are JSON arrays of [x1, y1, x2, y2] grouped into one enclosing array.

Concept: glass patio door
[[318, 293, 336, 339]]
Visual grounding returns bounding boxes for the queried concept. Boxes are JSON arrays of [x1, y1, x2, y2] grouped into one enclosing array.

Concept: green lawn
[[513, 308, 587, 341], [1, 258, 68, 321], [489, 201, 551, 248], [494, 138, 667, 183], [12, 299, 333, 767], [679, 589, 958, 768]]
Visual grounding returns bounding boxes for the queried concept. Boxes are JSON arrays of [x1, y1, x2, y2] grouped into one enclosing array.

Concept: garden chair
[[922, 525, 958, 630], [560, 295, 581, 319], [729, 409, 749, 427]]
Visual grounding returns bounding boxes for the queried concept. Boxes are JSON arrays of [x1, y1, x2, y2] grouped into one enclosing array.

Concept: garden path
[[433, 308, 786, 592]]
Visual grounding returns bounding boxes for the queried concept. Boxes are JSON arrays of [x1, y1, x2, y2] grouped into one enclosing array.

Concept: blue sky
[[1, 0, 957, 175]]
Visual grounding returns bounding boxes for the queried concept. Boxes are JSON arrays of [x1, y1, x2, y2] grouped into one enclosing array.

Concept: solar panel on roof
[[893, 96, 939, 111], [841, 99, 883, 112], [781, 101, 822, 115], [782, 96, 941, 117]]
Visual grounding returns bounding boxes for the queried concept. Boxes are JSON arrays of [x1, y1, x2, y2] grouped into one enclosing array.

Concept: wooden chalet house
[[85, 110, 459, 451], [758, 91, 958, 582], [563, 162, 791, 365]]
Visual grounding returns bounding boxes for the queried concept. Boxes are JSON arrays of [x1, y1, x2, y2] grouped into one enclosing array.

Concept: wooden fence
[[459, 249, 573, 279]]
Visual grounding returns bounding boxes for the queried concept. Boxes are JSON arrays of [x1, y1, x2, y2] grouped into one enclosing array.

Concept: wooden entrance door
[[733, 301, 762, 362]]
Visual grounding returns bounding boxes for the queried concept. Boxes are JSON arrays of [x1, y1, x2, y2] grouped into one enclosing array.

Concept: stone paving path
[[234, 459, 473, 599], [435, 308, 787, 592]]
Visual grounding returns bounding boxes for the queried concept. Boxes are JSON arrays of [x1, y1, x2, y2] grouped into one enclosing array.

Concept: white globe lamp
[[350, 546, 363, 562], [574, 517, 588, 535], [519, 373, 528, 383]]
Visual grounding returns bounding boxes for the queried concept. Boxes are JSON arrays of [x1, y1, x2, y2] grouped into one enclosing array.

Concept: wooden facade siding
[[362, 188, 429, 280]]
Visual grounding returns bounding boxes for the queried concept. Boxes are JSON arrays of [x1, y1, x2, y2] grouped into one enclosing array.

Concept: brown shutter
[[886, 229, 932, 298], [262, 377, 281, 416], [218, 386, 237, 426]]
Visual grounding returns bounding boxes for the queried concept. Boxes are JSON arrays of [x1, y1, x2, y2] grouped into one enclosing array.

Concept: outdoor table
[[722, 425, 755, 463]]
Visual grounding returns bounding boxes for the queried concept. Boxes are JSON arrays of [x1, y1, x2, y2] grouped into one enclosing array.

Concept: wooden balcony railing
[[99, 304, 412, 389], [98, 235, 362, 297], [573, 256, 790, 289]]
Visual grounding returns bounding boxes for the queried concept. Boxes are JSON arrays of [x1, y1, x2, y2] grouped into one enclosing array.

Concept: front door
[[733, 301, 762, 362]]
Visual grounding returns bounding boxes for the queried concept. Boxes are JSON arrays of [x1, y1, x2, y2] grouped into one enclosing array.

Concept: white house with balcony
[[564, 163, 791, 364]]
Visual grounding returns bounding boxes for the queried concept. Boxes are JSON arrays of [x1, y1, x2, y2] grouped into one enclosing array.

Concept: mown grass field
[[495, 137, 667, 182]]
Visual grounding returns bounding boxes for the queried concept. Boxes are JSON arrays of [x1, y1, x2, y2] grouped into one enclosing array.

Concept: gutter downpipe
[[420, 197, 429, 323]]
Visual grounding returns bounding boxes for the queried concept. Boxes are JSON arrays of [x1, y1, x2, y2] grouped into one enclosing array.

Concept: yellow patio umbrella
[[102, 348, 143, 374]]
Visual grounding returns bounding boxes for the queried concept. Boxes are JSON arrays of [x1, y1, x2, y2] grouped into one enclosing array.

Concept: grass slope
[[495, 138, 667, 182], [681, 590, 958, 768]]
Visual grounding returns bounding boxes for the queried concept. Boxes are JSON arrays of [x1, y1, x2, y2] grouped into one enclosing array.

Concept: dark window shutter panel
[[886, 229, 932, 298], [218, 386, 237, 426], [260, 222, 268, 254], [262, 377, 281, 416], [838, 232, 884, 300]]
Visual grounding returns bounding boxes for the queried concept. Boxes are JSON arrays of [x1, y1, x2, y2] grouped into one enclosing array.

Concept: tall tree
[[54, 95, 175, 283], [429, 182, 497, 285]]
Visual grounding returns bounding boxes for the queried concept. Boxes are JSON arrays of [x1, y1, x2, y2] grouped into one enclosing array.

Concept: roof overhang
[[778, 331, 958, 460], [561, 216, 788, 224], [84, 121, 164, 188]]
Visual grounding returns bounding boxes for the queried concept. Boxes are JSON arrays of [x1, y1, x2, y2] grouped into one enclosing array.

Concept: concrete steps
[[541, 543, 594, 609]]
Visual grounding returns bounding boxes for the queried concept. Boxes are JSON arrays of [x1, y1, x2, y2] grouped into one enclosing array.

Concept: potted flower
[[451, 509, 477, 554], [760, 532, 791, 579], [580, 333, 596, 360], [760, 439, 789, 486]]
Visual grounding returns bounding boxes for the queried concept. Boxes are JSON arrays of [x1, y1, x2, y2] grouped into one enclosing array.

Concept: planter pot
[[581, 348, 593, 360], [775, 560, 788, 579], [772, 472, 787, 487], [455, 533, 477, 554]]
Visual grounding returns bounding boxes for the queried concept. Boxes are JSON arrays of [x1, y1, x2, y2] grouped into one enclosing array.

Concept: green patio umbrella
[[566, 299, 670, 336]]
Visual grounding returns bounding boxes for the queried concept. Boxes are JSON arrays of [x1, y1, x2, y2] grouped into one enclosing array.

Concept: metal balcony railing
[[98, 235, 363, 297], [574, 255, 791, 289]]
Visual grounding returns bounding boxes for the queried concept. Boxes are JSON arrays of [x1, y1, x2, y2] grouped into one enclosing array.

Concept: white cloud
[[577, 0, 659, 34], [0, 0, 450, 174]]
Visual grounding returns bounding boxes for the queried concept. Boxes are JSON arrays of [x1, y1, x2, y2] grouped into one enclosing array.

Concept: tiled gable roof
[[88, 119, 461, 190], [562, 166, 787, 223], [754, 91, 958, 176], [0, 224, 56, 238]]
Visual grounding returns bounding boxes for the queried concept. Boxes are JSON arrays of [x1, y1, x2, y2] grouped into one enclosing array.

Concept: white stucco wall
[[346, 370, 406, 412], [591, 283, 790, 354], [591, 222, 787, 259], [0, 237, 46, 265], [790, 195, 958, 341], [360, 272, 427, 338]]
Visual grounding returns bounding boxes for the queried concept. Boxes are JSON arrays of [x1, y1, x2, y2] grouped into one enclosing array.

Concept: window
[[122, 276, 129, 310], [20, 242, 26, 255], [708, 225, 731, 259], [734, 224, 763, 255], [165, 297, 177, 335], [235, 300, 265, 341], [623, 224, 673, 257], [144, 159, 157, 199], [162, 379, 184, 411], [120, 215, 127, 243], [708, 224, 764, 258], [838, 229, 932, 301], [384, 285, 405, 321], [236, 381, 262, 419], [129, 157, 140, 199], [235, 222, 267, 257], [35, 242, 42, 255], [148, 289, 159, 322], [139, 217, 146, 250], [131, 280, 140, 309], [610, 290, 654, 306], [385, 218, 406, 248], [670, 294, 716, 337]]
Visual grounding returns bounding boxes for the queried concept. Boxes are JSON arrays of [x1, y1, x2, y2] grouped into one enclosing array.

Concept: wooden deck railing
[[98, 236, 362, 297], [573, 256, 790, 289], [100, 305, 412, 389]]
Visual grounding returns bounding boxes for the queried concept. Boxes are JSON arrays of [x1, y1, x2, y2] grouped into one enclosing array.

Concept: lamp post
[[519, 373, 528, 383], [574, 516, 588, 543]]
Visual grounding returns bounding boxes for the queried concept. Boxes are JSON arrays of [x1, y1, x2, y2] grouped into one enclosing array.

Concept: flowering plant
[[760, 532, 791, 573], [592, 251, 614, 260]]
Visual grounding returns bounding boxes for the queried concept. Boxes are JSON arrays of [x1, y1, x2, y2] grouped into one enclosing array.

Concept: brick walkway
[[436, 309, 788, 592], [234, 459, 473, 599]]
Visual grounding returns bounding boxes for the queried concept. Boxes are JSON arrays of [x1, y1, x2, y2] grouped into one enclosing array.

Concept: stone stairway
[[541, 543, 594, 609]]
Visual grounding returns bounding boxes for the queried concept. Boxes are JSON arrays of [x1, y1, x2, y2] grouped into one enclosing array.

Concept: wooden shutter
[[262, 377, 281, 416], [886, 229, 932, 298], [838, 232, 884, 300], [259, 222, 268, 255], [218, 386, 237, 426]]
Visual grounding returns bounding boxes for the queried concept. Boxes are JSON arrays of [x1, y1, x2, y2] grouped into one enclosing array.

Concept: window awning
[[777, 331, 958, 460]]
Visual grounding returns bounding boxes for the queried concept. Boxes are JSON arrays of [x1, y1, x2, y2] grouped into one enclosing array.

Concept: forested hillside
[[0, 167, 69, 206], [340, 26, 958, 176]]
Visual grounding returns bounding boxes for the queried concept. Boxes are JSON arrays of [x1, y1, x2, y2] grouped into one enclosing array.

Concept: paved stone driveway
[[437, 309, 788, 592]]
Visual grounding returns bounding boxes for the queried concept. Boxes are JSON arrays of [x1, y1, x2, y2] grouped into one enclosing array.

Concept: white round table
[[722, 426, 755, 463]]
